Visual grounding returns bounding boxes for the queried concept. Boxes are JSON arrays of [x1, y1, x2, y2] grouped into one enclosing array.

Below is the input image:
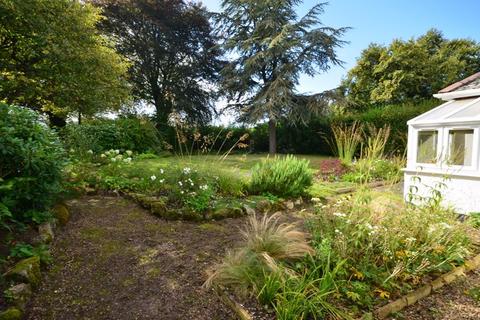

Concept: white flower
[[87, 149, 93, 154], [405, 237, 417, 243], [333, 212, 346, 218], [178, 181, 183, 186], [200, 184, 208, 191], [100, 153, 106, 158], [160, 169, 164, 174], [180, 191, 184, 194], [126, 150, 133, 156], [159, 179, 164, 183], [115, 149, 120, 154], [183, 167, 191, 174], [311, 197, 321, 203], [111, 158, 117, 162], [150, 175, 157, 181]]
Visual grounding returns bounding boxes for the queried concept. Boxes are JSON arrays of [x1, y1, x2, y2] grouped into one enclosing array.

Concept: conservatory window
[[448, 129, 474, 166], [416, 130, 438, 164]]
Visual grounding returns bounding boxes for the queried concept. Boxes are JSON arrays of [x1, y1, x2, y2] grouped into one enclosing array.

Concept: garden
[[2, 0, 480, 319], [1, 102, 479, 320]]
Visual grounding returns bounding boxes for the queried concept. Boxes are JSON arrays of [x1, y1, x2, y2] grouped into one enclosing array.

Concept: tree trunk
[[78, 111, 82, 125], [268, 118, 276, 155]]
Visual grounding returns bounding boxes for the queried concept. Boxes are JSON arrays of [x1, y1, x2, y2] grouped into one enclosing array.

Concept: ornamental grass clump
[[205, 213, 313, 293], [249, 155, 313, 197], [328, 121, 363, 164], [206, 213, 346, 319]]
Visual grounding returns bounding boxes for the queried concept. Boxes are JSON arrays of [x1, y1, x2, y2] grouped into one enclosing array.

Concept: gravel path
[[25, 196, 247, 320]]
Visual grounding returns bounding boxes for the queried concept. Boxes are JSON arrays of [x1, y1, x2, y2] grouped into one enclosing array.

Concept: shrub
[[250, 155, 313, 197], [0, 104, 65, 227], [62, 116, 162, 156]]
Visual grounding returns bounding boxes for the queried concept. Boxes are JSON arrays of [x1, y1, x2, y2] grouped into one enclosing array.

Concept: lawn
[[135, 153, 331, 175]]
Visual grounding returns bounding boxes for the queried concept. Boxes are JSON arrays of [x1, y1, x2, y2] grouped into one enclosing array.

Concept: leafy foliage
[[0, 104, 65, 228], [95, 0, 222, 126], [61, 117, 162, 156], [9, 243, 52, 265], [250, 156, 313, 197], [0, 0, 130, 124], [342, 29, 480, 108]]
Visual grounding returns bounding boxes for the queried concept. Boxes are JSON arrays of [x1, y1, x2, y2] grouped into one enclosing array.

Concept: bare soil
[[390, 269, 480, 320], [25, 195, 249, 320]]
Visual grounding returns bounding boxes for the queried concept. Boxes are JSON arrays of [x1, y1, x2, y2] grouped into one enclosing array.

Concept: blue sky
[[201, 0, 480, 94]]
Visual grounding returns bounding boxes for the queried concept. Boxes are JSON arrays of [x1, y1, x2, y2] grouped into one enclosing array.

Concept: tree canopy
[[216, 0, 348, 154], [0, 0, 131, 126], [342, 29, 480, 109], [94, 0, 223, 128]]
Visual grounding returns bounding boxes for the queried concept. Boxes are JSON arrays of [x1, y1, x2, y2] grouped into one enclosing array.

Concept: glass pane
[[448, 129, 474, 166], [417, 131, 438, 163]]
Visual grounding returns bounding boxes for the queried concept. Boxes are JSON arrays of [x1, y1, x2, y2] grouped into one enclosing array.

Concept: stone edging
[[0, 203, 70, 320], [365, 253, 480, 319], [215, 288, 252, 320]]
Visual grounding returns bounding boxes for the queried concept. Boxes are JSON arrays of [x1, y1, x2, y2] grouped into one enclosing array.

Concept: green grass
[[134, 153, 330, 176], [308, 181, 357, 199]]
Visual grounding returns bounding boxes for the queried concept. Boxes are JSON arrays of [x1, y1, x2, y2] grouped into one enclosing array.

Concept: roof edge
[[433, 88, 480, 101], [438, 72, 480, 94]]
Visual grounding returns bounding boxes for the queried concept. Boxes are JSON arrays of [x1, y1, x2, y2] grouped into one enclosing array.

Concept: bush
[[249, 155, 313, 197], [0, 104, 65, 227], [62, 116, 162, 156]]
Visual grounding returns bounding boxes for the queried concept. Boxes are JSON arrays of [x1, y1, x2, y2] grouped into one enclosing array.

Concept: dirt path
[[25, 196, 245, 320], [390, 270, 480, 320]]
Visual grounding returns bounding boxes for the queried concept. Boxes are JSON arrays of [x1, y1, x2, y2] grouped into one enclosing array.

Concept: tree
[[0, 0, 130, 126], [94, 0, 222, 129], [216, 0, 348, 154], [342, 29, 480, 108]]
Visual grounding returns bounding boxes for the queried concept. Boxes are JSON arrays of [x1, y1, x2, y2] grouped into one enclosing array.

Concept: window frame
[[415, 129, 440, 166], [445, 126, 478, 170]]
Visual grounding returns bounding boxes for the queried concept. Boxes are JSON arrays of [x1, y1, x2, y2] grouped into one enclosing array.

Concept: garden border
[[215, 252, 480, 320]]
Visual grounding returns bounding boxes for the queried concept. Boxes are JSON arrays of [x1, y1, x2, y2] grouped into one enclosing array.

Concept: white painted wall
[[404, 171, 480, 213]]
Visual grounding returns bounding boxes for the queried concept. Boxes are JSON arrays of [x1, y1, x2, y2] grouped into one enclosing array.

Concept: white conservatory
[[404, 72, 480, 213]]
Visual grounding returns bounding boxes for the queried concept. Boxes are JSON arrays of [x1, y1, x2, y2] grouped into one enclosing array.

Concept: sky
[[201, 0, 480, 95]]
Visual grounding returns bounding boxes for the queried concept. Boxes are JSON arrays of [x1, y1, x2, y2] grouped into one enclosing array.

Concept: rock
[[294, 197, 303, 206], [38, 222, 54, 243], [0, 307, 22, 320], [243, 205, 255, 216], [150, 201, 167, 216], [256, 200, 271, 212], [4, 283, 32, 311], [285, 201, 294, 210], [3, 256, 41, 288], [211, 206, 244, 220], [51, 203, 70, 226], [85, 187, 96, 195]]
